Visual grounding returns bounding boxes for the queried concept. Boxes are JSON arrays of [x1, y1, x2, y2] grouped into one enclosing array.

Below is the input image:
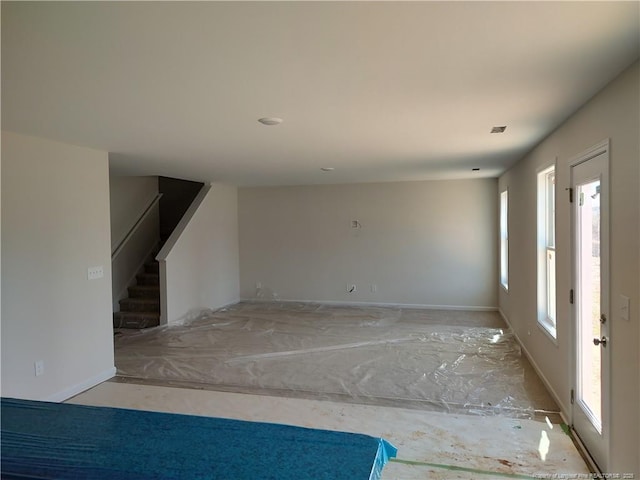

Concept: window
[[500, 189, 508, 290], [537, 166, 556, 338]]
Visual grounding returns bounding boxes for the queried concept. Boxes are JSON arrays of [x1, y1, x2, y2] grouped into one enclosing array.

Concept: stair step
[[113, 311, 160, 329], [119, 297, 160, 313], [128, 284, 160, 299], [144, 262, 160, 274], [136, 272, 159, 286]]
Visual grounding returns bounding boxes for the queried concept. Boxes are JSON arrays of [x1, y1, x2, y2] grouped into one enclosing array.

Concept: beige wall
[[239, 179, 498, 308], [160, 183, 240, 323], [499, 61, 639, 473], [1, 132, 115, 400], [109, 175, 158, 252], [0, 135, 2, 375]]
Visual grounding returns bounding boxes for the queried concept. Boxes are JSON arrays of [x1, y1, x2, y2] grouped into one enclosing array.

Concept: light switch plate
[[88, 266, 104, 280]]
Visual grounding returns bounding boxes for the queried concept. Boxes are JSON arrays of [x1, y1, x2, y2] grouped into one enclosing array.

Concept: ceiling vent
[[491, 126, 507, 133], [258, 117, 283, 126]]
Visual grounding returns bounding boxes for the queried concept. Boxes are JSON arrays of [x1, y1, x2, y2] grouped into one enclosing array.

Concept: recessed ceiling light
[[491, 126, 507, 133], [258, 117, 283, 126], [320, 167, 335, 172]]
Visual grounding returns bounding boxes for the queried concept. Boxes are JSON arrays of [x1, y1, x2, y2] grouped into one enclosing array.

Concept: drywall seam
[[242, 297, 498, 312], [45, 367, 116, 403], [498, 308, 569, 422]]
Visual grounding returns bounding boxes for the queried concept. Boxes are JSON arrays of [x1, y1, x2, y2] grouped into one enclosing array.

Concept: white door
[[570, 140, 610, 471]]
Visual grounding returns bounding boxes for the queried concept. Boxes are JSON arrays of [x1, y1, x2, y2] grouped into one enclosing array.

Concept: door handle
[[593, 336, 607, 347]]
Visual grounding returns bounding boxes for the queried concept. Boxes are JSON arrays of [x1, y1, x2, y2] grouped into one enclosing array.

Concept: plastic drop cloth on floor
[[114, 302, 535, 418]]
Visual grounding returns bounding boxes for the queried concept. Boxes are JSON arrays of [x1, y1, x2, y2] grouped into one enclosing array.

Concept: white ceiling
[[2, 2, 638, 186]]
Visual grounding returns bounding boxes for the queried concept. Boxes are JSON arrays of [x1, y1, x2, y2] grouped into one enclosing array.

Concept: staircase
[[113, 260, 160, 329]]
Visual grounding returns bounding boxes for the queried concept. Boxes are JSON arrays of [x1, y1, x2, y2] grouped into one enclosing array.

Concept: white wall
[[238, 179, 498, 308], [159, 183, 240, 324], [1, 132, 115, 401], [499, 61, 639, 473], [109, 175, 158, 252]]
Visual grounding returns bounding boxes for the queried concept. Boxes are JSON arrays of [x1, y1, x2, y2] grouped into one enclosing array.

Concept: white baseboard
[[241, 297, 497, 312], [214, 298, 241, 311], [498, 308, 569, 423], [167, 299, 242, 325], [45, 366, 117, 403]]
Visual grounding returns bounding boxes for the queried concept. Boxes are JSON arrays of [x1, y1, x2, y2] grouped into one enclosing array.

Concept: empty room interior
[[1, 2, 639, 479]]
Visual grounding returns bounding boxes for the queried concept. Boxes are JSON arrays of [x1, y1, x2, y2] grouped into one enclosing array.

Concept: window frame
[[537, 164, 557, 341]]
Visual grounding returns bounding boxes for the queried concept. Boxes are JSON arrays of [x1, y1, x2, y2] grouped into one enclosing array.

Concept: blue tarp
[[1, 398, 397, 479]]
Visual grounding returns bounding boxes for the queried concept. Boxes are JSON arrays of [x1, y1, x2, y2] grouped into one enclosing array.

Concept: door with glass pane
[[570, 141, 609, 471]]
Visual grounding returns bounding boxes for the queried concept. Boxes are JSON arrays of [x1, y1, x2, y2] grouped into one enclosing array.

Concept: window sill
[[537, 320, 558, 346]]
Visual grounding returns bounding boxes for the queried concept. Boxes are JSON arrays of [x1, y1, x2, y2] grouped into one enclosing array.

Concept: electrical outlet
[[256, 281, 262, 289], [370, 284, 377, 293], [88, 266, 104, 280], [347, 284, 356, 293], [34, 360, 44, 377]]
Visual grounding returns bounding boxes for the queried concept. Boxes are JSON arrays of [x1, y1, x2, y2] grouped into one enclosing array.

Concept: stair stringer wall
[[111, 205, 160, 312], [109, 175, 160, 312]]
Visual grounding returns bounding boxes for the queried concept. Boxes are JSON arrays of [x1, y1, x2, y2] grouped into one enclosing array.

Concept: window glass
[[500, 190, 508, 290], [538, 166, 556, 338]]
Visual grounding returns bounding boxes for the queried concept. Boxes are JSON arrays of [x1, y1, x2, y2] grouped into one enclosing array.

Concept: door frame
[[569, 138, 610, 472]]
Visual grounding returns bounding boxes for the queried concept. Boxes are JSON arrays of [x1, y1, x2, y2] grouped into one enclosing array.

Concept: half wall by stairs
[[110, 179, 239, 328], [110, 175, 204, 329]]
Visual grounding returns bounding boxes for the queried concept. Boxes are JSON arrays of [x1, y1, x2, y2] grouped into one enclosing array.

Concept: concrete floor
[[69, 381, 590, 479]]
